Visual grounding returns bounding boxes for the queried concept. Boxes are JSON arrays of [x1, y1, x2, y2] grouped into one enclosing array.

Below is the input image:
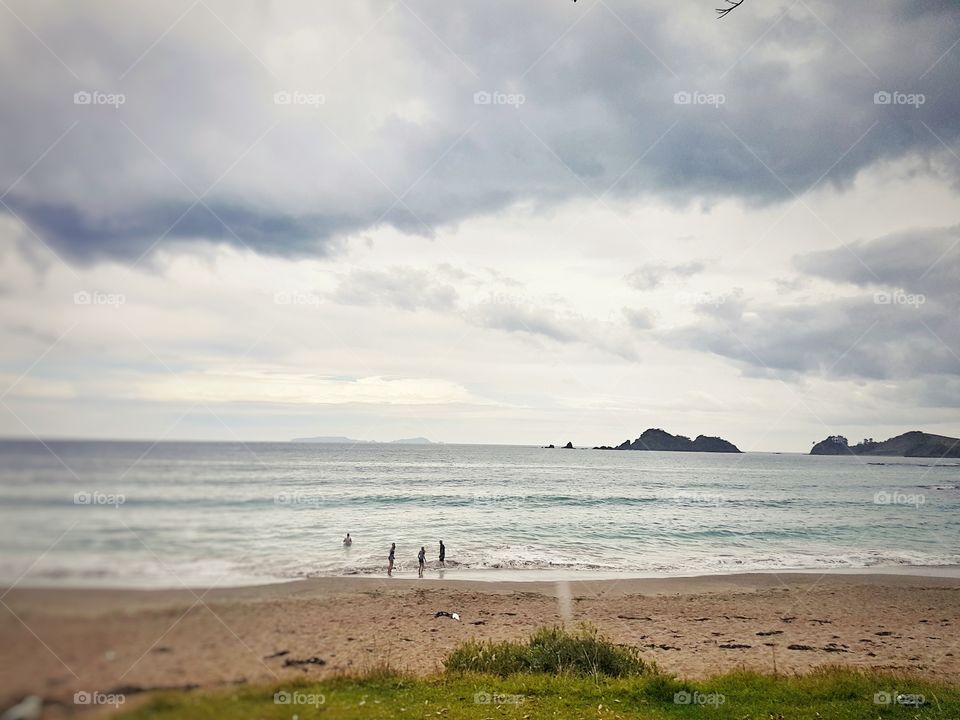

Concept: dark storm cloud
[[669, 226, 960, 389], [6, 198, 352, 262], [1, 0, 959, 263]]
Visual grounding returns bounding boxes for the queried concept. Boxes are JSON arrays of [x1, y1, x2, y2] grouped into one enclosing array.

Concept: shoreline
[[6, 569, 960, 612], [3, 570, 958, 712], [7, 563, 960, 594]]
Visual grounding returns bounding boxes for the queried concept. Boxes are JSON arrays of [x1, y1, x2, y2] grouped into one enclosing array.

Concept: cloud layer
[[2, 0, 959, 263]]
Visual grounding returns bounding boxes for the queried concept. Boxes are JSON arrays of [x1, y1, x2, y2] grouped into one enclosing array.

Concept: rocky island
[[599, 428, 742, 453], [810, 431, 960, 458]]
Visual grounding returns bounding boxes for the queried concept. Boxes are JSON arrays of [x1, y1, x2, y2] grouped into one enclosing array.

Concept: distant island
[[291, 435, 370, 444], [595, 428, 742, 453], [810, 431, 960, 458], [291, 436, 436, 444]]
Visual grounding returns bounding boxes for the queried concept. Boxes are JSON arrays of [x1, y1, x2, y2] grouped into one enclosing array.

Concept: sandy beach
[[2, 570, 958, 714]]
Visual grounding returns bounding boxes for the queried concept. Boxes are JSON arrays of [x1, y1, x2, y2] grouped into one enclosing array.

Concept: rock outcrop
[[810, 431, 960, 458], [611, 428, 742, 453]]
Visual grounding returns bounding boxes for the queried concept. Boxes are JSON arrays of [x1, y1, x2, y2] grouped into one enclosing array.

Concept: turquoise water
[[0, 441, 958, 587]]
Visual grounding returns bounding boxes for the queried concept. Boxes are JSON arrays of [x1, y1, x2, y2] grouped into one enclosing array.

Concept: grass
[[113, 627, 960, 719], [444, 624, 652, 677]]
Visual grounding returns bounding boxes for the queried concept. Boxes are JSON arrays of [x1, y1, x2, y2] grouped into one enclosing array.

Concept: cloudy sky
[[0, 0, 958, 451]]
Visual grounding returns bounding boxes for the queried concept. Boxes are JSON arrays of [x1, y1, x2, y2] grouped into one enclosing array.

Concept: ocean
[[1, 440, 958, 588]]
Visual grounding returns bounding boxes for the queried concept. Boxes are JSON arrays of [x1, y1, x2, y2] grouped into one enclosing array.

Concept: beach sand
[[2, 571, 958, 713]]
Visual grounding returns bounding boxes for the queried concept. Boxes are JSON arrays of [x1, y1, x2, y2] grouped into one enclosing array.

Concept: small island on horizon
[[291, 436, 437, 445], [584, 428, 742, 453], [612, 428, 742, 453], [810, 430, 960, 458]]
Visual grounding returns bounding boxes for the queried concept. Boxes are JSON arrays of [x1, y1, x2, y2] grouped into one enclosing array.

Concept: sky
[[0, 0, 958, 451]]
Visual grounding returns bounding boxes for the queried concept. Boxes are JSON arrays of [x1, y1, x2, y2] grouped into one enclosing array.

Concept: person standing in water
[[388, 543, 396, 576], [343, 533, 352, 546], [438, 540, 445, 567], [418, 546, 426, 577]]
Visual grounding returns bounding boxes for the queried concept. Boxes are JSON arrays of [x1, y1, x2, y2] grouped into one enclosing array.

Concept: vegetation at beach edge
[[114, 626, 960, 719]]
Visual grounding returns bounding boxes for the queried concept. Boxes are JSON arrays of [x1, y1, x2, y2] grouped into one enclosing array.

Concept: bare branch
[[716, 0, 747, 19]]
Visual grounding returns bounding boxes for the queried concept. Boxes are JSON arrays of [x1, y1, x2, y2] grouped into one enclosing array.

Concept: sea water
[[0, 440, 958, 587]]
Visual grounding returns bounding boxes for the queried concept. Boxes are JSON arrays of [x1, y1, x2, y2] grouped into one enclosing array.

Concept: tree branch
[[716, 0, 747, 19]]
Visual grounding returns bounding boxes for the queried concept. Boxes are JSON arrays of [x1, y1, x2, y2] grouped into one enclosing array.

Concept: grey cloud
[[471, 298, 641, 360], [623, 307, 656, 330], [2, 0, 960, 263], [669, 227, 959, 383], [473, 301, 578, 343], [625, 261, 706, 290], [331, 267, 459, 311], [6, 198, 352, 263], [795, 225, 960, 296]]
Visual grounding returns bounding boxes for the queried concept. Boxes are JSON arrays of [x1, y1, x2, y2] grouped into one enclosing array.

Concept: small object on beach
[[264, 649, 289, 659], [434, 611, 460, 621], [1, 696, 42, 720], [822, 643, 849, 653], [283, 656, 326, 668]]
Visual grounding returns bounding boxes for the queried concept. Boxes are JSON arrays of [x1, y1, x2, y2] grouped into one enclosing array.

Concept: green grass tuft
[[444, 623, 653, 677]]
